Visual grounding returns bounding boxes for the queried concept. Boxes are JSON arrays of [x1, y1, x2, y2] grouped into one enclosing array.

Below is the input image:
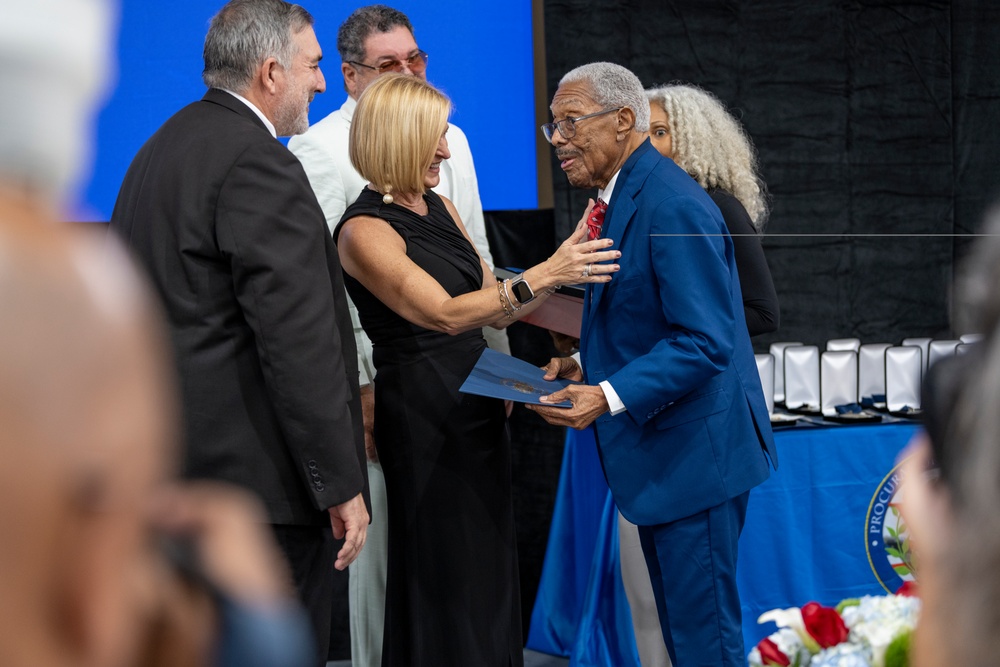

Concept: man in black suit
[[109, 1, 368, 662]]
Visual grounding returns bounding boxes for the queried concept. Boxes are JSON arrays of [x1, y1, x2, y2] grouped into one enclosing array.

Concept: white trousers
[[618, 510, 672, 667], [349, 460, 387, 667]]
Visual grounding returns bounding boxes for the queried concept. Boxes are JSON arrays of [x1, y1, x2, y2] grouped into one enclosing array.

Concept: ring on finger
[[582, 263, 592, 277]]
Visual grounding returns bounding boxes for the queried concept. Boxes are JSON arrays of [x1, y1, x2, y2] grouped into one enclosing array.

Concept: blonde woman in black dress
[[334, 73, 620, 667]]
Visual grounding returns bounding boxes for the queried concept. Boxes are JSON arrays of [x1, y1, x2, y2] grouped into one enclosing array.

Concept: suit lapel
[[588, 195, 634, 300], [582, 141, 660, 342]]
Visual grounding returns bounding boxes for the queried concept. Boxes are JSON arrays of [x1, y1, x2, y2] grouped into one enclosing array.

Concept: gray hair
[[559, 62, 649, 133], [203, 0, 314, 93], [337, 5, 414, 64], [647, 84, 770, 230]]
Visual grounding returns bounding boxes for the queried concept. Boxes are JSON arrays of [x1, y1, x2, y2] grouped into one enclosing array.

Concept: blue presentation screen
[[77, 0, 537, 221]]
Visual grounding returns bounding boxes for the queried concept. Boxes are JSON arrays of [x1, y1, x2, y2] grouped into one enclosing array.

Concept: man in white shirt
[[287, 6, 508, 666]]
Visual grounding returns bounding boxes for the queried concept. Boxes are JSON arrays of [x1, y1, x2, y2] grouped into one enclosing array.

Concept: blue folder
[[460, 348, 574, 408]]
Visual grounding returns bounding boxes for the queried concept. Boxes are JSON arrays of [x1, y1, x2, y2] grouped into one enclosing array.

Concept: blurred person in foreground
[[288, 7, 509, 663], [0, 2, 315, 666], [530, 62, 777, 667], [899, 207, 1000, 667], [334, 73, 619, 666], [0, 197, 173, 667], [0, 206, 316, 667], [616, 83, 780, 666], [108, 1, 368, 662], [0, 0, 115, 214]]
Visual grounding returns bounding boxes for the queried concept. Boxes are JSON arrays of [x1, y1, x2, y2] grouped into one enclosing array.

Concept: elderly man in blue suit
[[529, 62, 777, 667]]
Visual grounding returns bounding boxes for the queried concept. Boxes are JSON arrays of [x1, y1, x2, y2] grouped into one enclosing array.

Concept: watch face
[[512, 279, 534, 303]]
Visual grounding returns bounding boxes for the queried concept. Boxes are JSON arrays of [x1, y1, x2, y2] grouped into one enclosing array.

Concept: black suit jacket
[[110, 89, 367, 526]]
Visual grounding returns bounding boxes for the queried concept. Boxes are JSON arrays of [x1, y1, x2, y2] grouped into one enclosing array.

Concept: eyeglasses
[[348, 50, 429, 75], [541, 107, 623, 142]]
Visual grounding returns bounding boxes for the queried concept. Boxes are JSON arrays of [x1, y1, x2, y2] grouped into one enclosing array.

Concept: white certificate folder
[[460, 348, 574, 408]]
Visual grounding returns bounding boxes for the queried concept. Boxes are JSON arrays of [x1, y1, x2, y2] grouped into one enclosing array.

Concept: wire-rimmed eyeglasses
[[347, 50, 429, 75], [541, 107, 623, 142]]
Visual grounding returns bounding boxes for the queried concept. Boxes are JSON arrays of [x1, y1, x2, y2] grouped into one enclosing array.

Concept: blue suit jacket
[[582, 140, 777, 526]]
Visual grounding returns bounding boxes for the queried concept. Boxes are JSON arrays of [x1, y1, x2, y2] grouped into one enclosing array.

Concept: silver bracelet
[[502, 279, 522, 311]]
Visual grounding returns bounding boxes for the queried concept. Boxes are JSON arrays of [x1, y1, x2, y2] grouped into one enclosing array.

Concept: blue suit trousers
[[638, 491, 750, 667]]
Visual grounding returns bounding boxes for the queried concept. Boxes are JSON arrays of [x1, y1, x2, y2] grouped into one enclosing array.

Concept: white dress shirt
[[222, 89, 276, 138]]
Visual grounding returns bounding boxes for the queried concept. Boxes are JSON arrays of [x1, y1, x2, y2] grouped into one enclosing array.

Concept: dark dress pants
[[638, 491, 750, 667], [272, 524, 336, 667]]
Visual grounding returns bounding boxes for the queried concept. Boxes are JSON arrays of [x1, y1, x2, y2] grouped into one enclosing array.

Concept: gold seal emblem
[[501, 379, 542, 396]]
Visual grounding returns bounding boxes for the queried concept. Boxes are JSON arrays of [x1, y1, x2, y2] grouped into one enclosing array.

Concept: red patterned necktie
[[587, 198, 608, 241]]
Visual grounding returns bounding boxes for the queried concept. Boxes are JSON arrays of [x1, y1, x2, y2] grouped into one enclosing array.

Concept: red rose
[[801, 601, 849, 648], [757, 637, 791, 666], [896, 580, 919, 597]]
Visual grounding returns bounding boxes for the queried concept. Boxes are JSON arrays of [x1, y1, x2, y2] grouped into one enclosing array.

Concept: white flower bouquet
[[747, 587, 920, 667]]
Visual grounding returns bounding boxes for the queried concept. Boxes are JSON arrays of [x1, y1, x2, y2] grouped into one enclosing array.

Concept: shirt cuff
[[572, 352, 626, 415], [600, 380, 627, 415]]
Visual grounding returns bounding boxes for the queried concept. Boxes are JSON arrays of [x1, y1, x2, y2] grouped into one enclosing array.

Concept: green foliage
[[835, 598, 860, 614], [885, 504, 916, 576], [883, 629, 912, 667]]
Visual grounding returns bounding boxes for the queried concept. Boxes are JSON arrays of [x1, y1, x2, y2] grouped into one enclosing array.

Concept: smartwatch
[[509, 274, 536, 306]]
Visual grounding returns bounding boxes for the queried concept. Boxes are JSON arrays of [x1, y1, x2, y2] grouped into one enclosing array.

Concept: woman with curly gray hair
[[616, 84, 780, 667], [646, 83, 778, 336]]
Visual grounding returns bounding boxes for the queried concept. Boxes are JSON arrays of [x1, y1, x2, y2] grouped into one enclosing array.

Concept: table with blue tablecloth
[[526, 421, 920, 666]]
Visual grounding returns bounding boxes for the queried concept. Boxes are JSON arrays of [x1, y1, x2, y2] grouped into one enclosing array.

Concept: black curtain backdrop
[[542, 0, 1000, 350]]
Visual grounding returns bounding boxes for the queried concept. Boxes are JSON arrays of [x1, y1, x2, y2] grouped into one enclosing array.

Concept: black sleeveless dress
[[334, 188, 522, 667]]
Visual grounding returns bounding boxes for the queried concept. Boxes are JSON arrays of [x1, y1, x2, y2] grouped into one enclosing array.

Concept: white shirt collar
[[341, 96, 358, 122], [221, 89, 276, 138], [598, 170, 620, 204]]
